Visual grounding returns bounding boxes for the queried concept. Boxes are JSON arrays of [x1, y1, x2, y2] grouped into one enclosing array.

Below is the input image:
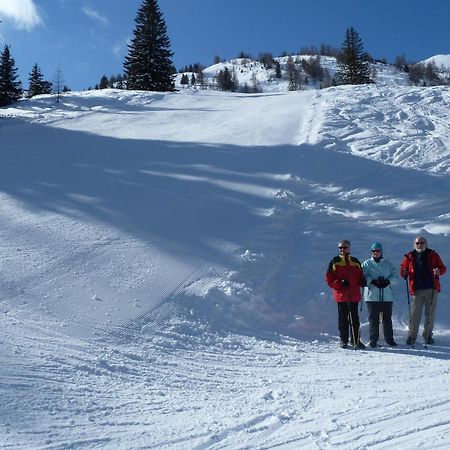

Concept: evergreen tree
[[286, 56, 301, 91], [275, 60, 282, 79], [196, 68, 206, 89], [99, 75, 109, 89], [216, 67, 235, 91], [180, 73, 189, 85], [0, 45, 22, 106], [28, 63, 52, 98], [124, 0, 175, 91], [336, 27, 373, 85]]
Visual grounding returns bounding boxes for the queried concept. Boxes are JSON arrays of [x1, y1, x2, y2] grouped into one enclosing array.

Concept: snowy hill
[[423, 53, 450, 71], [177, 55, 411, 92], [1, 83, 450, 449]]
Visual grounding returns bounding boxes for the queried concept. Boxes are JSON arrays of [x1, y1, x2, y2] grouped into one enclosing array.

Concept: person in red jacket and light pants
[[400, 236, 446, 345], [326, 240, 366, 349]]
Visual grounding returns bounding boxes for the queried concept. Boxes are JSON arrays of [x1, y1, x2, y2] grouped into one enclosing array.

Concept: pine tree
[[0, 45, 22, 106], [28, 63, 52, 97], [275, 61, 282, 79], [196, 68, 206, 89], [336, 27, 373, 85], [216, 67, 235, 91], [124, 0, 175, 91], [180, 73, 189, 85], [286, 56, 301, 91], [99, 75, 109, 89]]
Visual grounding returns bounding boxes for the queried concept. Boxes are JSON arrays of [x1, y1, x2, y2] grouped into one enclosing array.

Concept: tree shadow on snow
[[1, 118, 450, 340]]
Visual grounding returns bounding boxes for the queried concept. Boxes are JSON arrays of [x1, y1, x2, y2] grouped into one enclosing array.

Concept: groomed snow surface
[[2, 80, 450, 449]]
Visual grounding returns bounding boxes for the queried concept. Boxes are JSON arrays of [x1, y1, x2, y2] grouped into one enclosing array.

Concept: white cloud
[[81, 5, 108, 26], [0, 0, 42, 31]]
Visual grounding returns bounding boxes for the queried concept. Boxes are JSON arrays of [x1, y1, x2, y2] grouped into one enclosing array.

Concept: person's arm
[[430, 252, 445, 276], [400, 255, 410, 279]]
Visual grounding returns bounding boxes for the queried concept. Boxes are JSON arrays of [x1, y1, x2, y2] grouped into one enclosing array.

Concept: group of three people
[[325, 237, 446, 349]]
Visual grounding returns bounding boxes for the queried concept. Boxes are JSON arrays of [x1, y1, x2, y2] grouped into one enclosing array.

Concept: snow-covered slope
[[177, 55, 411, 92], [423, 54, 450, 71], [1, 84, 450, 449]]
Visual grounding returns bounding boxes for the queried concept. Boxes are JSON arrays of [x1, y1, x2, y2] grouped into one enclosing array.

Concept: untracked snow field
[[1, 82, 450, 449]]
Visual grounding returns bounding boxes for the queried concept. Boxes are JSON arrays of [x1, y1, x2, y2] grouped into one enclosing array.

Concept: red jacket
[[400, 249, 446, 294], [326, 254, 365, 302]]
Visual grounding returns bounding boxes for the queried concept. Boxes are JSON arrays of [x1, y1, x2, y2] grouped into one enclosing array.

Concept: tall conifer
[[28, 63, 52, 98], [0, 45, 22, 106], [124, 0, 175, 91], [336, 27, 373, 85]]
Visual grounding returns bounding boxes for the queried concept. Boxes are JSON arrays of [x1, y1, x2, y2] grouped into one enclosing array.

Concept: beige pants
[[408, 289, 438, 341]]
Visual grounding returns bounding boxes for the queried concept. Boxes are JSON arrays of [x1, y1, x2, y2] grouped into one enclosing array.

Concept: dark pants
[[367, 302, 394, 344], [337, 302, 360, 344]]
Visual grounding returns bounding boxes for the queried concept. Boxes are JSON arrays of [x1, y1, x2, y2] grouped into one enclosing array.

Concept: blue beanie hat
[[371, 242, 383, 252]]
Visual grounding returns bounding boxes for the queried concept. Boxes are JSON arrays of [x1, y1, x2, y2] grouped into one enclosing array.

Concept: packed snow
[[1, 64, 450, 449]]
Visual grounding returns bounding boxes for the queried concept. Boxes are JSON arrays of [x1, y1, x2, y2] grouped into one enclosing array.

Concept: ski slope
[[1, 81, 450, 449]]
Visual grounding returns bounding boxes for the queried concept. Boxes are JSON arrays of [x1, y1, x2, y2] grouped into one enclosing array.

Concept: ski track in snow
[[1, 78, 450, 449], [2, 323, 450, 449]]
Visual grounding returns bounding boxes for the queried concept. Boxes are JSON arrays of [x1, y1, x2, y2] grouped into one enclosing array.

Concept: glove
[[401, 269, 408, 279], [341, 279, 349, 287], [371, 278, 390, 289], [371, 279, 381, 288], [361, 278, 367, 287]]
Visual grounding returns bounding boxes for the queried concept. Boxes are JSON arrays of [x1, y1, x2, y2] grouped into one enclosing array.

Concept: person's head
[[414, 236, 427, 253], [371, 242, 383, 258], [338, 240, 351, 255]]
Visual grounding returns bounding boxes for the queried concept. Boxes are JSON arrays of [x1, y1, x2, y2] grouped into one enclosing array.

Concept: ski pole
[[345, 283, 358, 348], [405, 277, 411, 324], [379, 283, 384, 343], [424, 273, 438, 345], [424, 289, 435, 346], [348, 302, 357, 347], [404, 277, 415, 347]]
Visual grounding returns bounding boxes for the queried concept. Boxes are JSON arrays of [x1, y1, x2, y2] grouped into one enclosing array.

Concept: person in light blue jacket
[[362, 242, 398, 347]]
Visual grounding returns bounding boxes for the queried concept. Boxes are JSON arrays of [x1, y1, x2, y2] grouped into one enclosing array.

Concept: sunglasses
[[415, 241, 425, 245], [371, 249, 381, 253], [338, 246, 349, 249]]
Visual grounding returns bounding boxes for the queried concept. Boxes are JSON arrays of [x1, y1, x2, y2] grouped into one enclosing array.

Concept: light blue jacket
[[362, 257, 398, 302]]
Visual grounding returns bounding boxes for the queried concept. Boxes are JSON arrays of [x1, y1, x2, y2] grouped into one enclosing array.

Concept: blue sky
[[1, 0, 450, 91]]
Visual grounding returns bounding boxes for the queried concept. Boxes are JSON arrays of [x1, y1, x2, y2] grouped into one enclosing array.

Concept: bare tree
[[53, 66, 65, 102], [425, 61, 440, 85], [408, 63, 425, 85], [394, 54, 407, 71]]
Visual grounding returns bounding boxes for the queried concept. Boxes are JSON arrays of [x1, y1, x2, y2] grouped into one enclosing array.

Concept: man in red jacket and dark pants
[[326, 240, 366, 349], [400, 236, 446, 345]]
